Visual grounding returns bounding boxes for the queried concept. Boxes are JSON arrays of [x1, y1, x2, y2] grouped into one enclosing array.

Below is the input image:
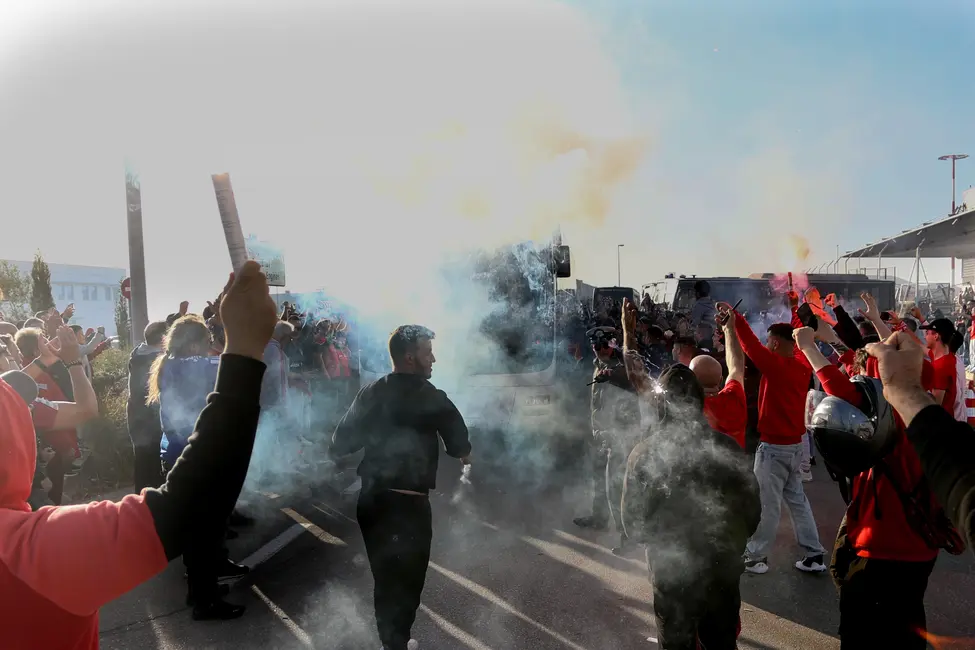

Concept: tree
[[115, 279, 131, 348], [0, 261, 32, 322], [29, 251, 56, 314]]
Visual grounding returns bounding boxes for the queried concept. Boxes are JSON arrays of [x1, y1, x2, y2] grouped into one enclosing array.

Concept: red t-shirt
[[816, 365, 939, 562], [704, 380, 747, 449], [32, 371, 77, 457], [30, 398, 59, 432], [734, 313, 811, 445], [929, 353, 958, 416]]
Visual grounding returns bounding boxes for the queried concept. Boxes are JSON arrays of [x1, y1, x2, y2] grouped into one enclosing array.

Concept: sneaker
[[407, 641, 420, 650], [800, 470, 813, 483], [795, 554, 827, 573], [744, 558, 769, 574], [809, 456, 817, 467]]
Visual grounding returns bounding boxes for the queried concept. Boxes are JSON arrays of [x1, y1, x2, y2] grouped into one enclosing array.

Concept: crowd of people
[[570, 277, 975, 648], [3, 263, 975, 650], [0, 304, 111, 508]]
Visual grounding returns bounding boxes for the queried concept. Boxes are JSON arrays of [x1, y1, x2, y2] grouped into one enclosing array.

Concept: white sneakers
[[795, 555, 828, 573], [407, 641, 420, 650], [800, 469, 813, 483]]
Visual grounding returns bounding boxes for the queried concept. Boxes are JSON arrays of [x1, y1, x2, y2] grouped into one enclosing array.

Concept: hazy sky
[[2, 0, 974, 320]]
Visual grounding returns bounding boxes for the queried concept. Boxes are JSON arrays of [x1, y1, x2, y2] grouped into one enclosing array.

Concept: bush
[[81, 347, 134, 493]]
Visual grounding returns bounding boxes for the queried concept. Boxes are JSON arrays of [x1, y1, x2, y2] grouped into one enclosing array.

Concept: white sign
[[245, 235, 287, 287]]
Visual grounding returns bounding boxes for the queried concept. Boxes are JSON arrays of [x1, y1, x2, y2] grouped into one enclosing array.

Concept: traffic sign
[[121, 277, 131, 300]]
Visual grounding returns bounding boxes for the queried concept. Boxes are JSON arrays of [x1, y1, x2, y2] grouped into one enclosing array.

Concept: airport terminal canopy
[[845, 203, 975, 259]]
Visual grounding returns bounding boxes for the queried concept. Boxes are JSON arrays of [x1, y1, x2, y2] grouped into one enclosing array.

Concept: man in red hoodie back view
[[0, 261, 277, 650], [719, 305, 827, 576]]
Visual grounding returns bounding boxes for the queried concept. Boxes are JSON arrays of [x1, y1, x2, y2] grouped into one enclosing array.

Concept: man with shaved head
[[691, 313, 747, 449]]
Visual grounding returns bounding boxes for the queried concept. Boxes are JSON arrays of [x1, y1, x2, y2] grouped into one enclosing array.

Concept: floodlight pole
[[939, 154, 969, 214]]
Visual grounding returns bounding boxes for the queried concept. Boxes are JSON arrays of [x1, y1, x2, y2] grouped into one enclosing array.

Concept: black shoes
[[229, 510, 256, 527], [191, 598, 246, 621], [573, 516, 610, 532], [216, 559, 250, 580]]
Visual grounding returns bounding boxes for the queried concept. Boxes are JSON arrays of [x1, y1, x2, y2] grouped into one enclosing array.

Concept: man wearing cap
[[920, 318, 961, 416], [574, 326, 640, 556]]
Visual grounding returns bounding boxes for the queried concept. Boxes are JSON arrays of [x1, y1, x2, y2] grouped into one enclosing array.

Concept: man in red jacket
[[717, 303, 826, 576], [0, 261, 278, 650], [793, 326, 948, 649]]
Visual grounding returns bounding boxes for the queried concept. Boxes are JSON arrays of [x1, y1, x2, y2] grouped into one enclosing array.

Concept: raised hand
[[220, 261, 278, 360]]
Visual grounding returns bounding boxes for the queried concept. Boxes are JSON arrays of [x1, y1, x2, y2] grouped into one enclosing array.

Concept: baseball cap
[[919, 317, 955, 342]]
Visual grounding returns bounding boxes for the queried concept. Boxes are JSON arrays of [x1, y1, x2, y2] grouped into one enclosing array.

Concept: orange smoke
[[789, 234, 811, 264], [915, 628, 975, 650]]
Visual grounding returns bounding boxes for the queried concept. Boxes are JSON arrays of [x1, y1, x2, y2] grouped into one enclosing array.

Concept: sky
[[1, 0, 974, 321]]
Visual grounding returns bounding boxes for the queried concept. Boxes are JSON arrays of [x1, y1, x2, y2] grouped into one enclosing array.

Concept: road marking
[[312, 500, 357, 525], [429, 562, 589, 650], [420, 604, 494, 650], [241, 523, 306, 569], [259, 491, 281, 500], [282, 507, 348, 546], [551, 529, 646, 569], [251, 585, 314, 648]]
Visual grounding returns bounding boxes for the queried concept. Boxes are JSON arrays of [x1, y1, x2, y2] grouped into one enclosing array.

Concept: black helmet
[[808, 376, 897, 478]]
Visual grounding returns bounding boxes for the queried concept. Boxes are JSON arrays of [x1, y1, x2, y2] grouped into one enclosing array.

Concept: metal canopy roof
[[844, 206, 975, 259]]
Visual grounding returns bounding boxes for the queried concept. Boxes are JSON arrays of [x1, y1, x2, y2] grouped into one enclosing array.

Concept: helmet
[[809, 376, 897, 478]]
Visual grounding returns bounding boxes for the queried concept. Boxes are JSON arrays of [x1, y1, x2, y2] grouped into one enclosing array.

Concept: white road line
[[282, 507, 348, 546], [429, 562, 589, 650], [240, 523, 307, 569], [419, 604, 494, 650], [312, 500, 357, 524], [251, 585, 315, 648]]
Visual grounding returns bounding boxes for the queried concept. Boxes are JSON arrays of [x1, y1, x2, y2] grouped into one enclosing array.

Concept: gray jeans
[[745, 441, 825, 561]]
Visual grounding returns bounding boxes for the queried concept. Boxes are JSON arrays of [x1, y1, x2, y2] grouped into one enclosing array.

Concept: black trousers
[[357, 490, 433, 650], [162, 460, 228, 603], [133, 443, 164, 493], [45, 451, 69, 505], [650, 552, 743, 650], [839, 557, 935, 650]]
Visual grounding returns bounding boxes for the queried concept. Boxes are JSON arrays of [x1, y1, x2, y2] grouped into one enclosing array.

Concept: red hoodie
[[0, 379, 168, 650], [734, 312, 811, 445], [816, 364, 939, 562]]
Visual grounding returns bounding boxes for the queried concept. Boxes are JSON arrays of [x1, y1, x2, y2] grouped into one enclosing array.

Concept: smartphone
[[797, 303, 819, 331]]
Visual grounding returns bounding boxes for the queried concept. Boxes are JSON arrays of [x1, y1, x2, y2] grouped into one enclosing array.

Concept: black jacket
[[127, 343, 162, 447], [906, 404, 975, 554], [622, 413, 761, 585], [331, 373, 471, 494]]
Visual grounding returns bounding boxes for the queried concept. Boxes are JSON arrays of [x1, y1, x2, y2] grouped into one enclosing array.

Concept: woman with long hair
[[147, 314, 249, 620]]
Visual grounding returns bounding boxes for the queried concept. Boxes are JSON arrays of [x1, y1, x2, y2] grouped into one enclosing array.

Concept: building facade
[[2, 260, 126, 337]]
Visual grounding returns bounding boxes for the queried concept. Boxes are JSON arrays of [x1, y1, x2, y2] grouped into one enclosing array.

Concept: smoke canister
[[211, 173, 249, 272]]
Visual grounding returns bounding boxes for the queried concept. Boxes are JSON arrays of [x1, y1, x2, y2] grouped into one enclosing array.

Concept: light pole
[[617, 244, 624, 286], [938, 154, 968, 302], [939, 154, 969, 214]]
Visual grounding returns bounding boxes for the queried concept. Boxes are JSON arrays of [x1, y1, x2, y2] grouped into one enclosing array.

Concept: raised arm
[[1, 263, 277, 616]]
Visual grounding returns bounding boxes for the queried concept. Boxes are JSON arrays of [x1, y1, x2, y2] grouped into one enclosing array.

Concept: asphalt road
[[98, 457, 975, 650]]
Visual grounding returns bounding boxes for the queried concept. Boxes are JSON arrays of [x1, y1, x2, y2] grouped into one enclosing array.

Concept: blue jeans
[[745, 441, 825, 561]]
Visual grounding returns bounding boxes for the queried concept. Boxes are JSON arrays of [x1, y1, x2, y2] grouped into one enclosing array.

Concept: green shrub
[[81, 347, 134, 492]]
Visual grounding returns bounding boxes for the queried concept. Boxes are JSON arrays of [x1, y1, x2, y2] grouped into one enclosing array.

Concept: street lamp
[[617, 244, 624, 287], [938, 154, 969, 214]]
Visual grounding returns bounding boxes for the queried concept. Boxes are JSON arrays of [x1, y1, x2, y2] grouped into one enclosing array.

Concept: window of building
[[66, 284, 74, 300], [57, 284, 65, 300], [82, 286, 89, 301], [104, 286, 112, 301]]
